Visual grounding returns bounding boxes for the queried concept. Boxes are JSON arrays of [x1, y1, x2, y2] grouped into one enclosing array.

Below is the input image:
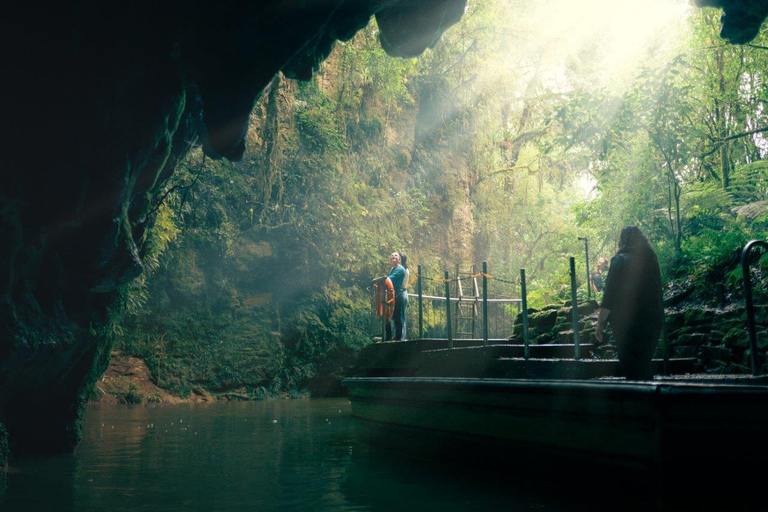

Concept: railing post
[[570, 256, 580, 360], [482, 262, 489, 346], [445, 271, 453, 349], [418, 264, 424, 340], [742, 240, 768, 375], [579, 236, 591, 300], [382, 294, 387, 342], [661, 322, 669, 375], [521, 268, 529, 360]]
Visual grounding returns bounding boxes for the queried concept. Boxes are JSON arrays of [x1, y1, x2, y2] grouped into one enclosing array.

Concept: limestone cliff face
[[0, 0, 467, 463]]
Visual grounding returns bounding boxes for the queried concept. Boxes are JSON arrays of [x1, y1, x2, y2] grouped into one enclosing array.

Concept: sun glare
[[527, 0, 691, 88]]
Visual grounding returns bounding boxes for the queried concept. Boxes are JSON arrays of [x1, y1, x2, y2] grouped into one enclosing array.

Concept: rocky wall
[[0, 0, 467, 465], [509, 301, 768, 374]]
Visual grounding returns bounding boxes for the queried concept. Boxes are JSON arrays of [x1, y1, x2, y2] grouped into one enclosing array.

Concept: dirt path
[[90, 351, 213, 405]]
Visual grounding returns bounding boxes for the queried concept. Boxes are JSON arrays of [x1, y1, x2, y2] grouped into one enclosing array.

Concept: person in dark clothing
[[385, 252, 406, 341], [595, 226, 663, 380]]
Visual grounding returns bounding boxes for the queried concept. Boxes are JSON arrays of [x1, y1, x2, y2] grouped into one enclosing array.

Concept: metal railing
[[741, 239, 768, 376], [372, 261, 531, 355], [371, 259, 601, 362], [408, 293, 522, 341], [370, 241, 768, 374]]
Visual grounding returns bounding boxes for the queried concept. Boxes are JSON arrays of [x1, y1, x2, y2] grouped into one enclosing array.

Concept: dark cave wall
[[697, 0, 768, 43], [0, 0, 467, 463]]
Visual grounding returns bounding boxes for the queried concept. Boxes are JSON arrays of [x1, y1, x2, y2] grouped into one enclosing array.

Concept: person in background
[[590, 257, 609, 295], [385, 252, 406, 341], [398, 252, 410, 340], [595, 226, 663, 380]]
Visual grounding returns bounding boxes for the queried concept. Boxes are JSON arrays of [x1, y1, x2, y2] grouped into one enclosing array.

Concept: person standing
[[595, 226, 663, 380], [590, 257, 609, 295], [398, 252, 410, 340], [385, 252, 406, 341]]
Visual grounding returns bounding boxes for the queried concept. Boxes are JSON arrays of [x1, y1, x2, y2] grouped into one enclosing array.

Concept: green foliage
[[125, 203, 179, 315], [116, 1, 768, 398], [295, 87, 347, 153]]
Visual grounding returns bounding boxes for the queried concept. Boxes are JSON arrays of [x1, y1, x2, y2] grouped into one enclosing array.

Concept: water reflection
[[1, 399, 616, 511]]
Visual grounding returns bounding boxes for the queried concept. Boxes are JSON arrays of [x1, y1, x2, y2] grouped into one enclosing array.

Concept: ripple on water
[[1, 399, 616, 512]]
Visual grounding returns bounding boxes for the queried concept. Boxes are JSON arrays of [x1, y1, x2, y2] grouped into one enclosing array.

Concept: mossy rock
[[664, 312, 687, 332], [512, 322, 526, 336], [714, 318, 743, 334], [729, 361, 751, 374], [527, 310, 558, 331], [683, 308, 716, 327], [706, 361, 734, 374], [513, 308, 540, 326], [674, 346, 698, 358], [513, 327, 542, 340], [706, 329, 726, 344], [577, 300, 599, 315], [596, 345, 617, 358], [667, 325, 693, 341], [555, 301, 598, 320], [722, 328, 748, 348], [698, 345, 737, 363], [755, 306, 768, 325], [510, 328, 545, 343], [719, 307, 746, 321], [672, 333, 708, 347]]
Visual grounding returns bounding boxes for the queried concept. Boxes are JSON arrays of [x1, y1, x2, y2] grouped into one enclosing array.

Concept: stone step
[[355, 339, 698, 379], [491, 357, 698, 380]]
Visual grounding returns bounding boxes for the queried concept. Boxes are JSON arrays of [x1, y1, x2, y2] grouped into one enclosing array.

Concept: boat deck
[[344, 340, 768, 508], [354, 339, 698, 378]]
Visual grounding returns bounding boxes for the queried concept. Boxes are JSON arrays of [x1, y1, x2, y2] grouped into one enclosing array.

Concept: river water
[[1, 399, 615, 511]]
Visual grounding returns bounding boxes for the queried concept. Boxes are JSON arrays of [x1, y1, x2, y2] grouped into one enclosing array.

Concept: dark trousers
[[385, 295, 404, 341], [615, 324, 661, 380]]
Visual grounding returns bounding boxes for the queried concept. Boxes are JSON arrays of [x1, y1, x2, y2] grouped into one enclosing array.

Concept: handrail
[[742, 240, 768, 376], [379, 263, 524, 345], [408, 293, 521, 304]]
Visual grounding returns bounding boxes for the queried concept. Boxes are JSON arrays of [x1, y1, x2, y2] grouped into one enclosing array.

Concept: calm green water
[[0, 399, 612, 511]]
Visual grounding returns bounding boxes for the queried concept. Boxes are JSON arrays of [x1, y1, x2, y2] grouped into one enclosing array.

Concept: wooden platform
[[344, 339, 765, 508], [344, 375, 768, 508], [354, 340, 698, 378]]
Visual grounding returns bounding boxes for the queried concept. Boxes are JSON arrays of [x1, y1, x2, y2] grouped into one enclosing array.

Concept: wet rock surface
[[509, 300, 768, 374], [0, 0, 467, 464]]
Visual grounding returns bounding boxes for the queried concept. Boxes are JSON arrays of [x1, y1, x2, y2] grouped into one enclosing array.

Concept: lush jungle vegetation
[[115, 0, 768, 399]]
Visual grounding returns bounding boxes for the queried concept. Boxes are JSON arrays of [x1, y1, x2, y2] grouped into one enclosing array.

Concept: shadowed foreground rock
[[0, 0, 466, 463]]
